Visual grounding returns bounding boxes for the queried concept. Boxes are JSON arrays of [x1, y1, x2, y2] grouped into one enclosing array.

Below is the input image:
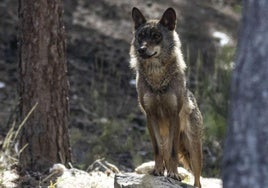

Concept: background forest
[[0, 0, 241, 180]]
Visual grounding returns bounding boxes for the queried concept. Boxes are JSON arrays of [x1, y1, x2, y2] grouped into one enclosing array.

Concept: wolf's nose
[[138, 46, 147, 54]]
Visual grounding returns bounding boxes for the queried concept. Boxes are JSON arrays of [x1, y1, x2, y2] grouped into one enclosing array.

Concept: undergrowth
[[0, 104, 37, 187]]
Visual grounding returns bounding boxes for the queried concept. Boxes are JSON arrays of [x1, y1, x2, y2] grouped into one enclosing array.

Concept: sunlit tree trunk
[[223, 0, 268, 187], [18, 0, 71, 171]]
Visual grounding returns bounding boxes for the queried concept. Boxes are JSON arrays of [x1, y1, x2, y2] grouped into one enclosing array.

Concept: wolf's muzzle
[[138, 46, 147, 55], [138, 46, 157, 59]]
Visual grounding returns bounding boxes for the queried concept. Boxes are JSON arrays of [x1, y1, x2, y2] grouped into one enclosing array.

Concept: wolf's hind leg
[[190, 140, 202, 188], [180, 132, 202, 188]]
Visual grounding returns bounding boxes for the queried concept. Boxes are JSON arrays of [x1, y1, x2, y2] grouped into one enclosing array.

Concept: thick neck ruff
[[139, 60, 180, 93]]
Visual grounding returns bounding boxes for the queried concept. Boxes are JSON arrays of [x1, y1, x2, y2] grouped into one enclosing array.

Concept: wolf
[[130, 7, 203, 188]]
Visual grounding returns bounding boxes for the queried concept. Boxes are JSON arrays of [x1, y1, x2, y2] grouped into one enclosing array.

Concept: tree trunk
[[18, 0, 71, 172], [223, 0, 268, 187]]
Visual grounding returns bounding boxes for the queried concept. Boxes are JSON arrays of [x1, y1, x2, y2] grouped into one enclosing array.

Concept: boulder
[[49, 161, 222, 188], [115, 161, 222, 188], [114, 173, 194, 188]]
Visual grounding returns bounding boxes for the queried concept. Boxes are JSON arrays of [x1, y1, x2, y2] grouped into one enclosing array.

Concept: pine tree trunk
[[223, 0, 268, 187], [18, 0, 71, 171]]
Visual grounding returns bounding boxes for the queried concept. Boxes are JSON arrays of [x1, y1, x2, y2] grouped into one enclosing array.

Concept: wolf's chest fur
[[140, 58, 178, 92], [141, 58, 165, 88]]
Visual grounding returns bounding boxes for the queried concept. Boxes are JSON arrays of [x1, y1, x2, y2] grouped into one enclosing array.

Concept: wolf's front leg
[[153, 150, 165, 176], [166, 115, 181, 180], [147, 116, 165, 176]]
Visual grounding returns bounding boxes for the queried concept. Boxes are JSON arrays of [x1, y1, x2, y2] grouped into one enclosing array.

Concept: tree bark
[[18, 0, 71, 171], [223, 0, 268, 187]]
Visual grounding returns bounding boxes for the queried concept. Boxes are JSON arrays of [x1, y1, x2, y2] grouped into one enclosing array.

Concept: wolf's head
[[130, 7, 182, 66]]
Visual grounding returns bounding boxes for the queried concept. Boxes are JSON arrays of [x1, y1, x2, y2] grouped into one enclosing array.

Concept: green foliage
[[191, 44, 235, 177], [203, 108, 226, 141], [233, 3, 242, 13], [191, 45, 235, 144]]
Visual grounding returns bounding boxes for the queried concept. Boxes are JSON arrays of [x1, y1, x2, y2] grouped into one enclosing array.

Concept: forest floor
[[0, 0, 240, 187]]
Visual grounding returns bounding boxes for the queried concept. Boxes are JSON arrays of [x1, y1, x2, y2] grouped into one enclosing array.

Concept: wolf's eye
[[152, 33, 162, 41], [138, 31, 146, 39], [137, 31, 146, 42]]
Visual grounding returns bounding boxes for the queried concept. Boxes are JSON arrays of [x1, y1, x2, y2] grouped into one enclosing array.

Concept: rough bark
[[223, 0, 268, 187], [18, 0, 71, 171]]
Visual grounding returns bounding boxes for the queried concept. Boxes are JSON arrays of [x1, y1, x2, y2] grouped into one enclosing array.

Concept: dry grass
[[0, 103, 38, 187]]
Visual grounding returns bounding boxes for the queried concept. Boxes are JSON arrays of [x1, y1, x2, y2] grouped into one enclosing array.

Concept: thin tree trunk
[[18, 0, 71, 171], [223, 0, 268, 187]]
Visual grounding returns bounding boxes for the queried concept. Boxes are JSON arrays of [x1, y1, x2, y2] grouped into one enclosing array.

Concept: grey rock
[[114, 173, 194, 188]]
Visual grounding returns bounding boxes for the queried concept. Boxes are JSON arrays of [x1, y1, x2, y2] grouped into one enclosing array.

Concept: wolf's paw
[[167, 171, 183, 181], [150, 168, 164, 176]]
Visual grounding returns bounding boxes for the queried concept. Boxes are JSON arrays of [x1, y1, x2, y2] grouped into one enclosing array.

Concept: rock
[[115, 161, 223, 188], [10, 161, 221, 188], [114, 173, 194, 188], [50, 163, 114, 188], [1, 170, 19, 188]]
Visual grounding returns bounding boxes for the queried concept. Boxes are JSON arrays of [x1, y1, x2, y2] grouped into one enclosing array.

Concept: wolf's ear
[[159, 8, 176, 31], [132, 7, 146, 30]]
